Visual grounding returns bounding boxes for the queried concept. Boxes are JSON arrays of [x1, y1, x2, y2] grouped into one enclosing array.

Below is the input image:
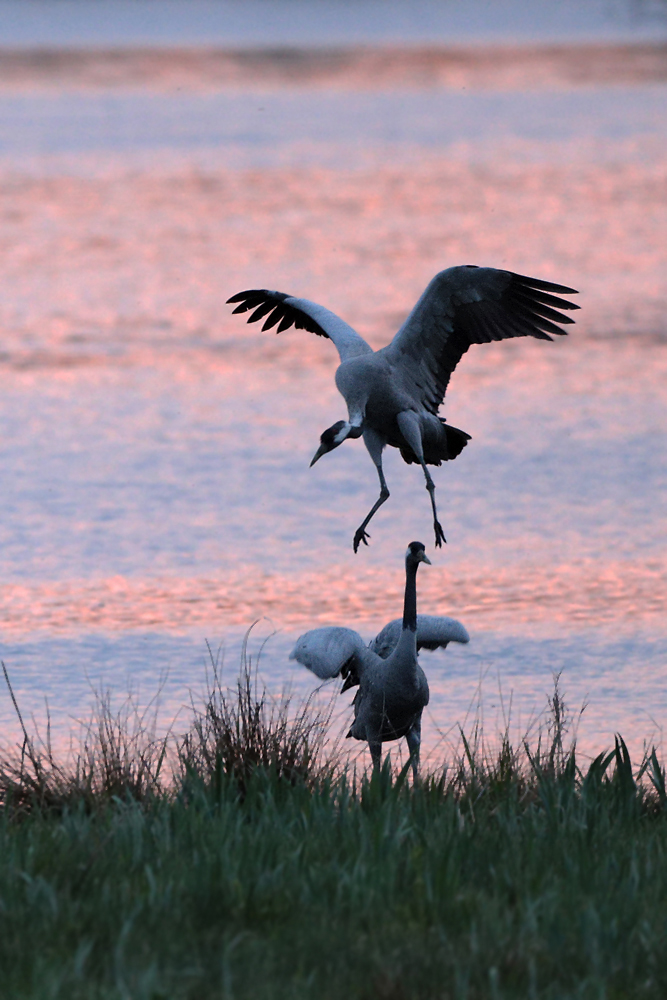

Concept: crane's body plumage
[[289, 543, 469, 776], [228, 265, 579, 550]]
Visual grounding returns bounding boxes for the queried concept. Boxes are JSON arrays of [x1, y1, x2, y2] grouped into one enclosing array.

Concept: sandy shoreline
[[0, 43, 665, 91]]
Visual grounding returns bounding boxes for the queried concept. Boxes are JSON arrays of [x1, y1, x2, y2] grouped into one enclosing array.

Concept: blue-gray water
[[0, 23, 664, 762], [0, 0, 664, 48], [0, 88, 665, 163]]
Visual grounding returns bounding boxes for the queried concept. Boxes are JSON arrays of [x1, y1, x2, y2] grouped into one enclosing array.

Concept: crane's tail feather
[[442, 422, 471, 460], [399, 420, 471, 465]]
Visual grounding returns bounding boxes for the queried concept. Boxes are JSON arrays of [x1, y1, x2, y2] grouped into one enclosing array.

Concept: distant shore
[[0, 42, 665, 91]]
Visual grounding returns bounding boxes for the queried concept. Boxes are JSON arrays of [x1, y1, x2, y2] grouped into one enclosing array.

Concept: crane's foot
[[353, 527, 370, 553], [434, 519, 447, 547]]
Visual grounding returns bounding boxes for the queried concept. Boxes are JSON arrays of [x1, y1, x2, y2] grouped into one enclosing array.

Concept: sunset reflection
[[0, 41, 665, 766], [1, 552, 665, 641]]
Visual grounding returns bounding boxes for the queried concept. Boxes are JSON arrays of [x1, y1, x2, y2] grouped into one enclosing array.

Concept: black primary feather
[[510, 272, 579, 295], [227, 289, 330, 339], [441, 271, 579, 373]]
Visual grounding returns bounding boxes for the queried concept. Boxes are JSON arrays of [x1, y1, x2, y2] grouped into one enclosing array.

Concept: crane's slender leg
[[421, 463, 446, 547], [353, 466, 389, 552], [406, 719, 422, 782], [368, 737, 382, 771], [353, 428, 389, 553], [396, 411, 446, 547]]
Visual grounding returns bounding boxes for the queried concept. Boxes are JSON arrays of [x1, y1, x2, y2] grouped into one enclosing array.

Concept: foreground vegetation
[[1, 656, 667, 999]]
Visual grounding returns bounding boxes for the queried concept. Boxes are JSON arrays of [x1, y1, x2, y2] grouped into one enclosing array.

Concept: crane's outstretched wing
[[290, 626, 366, 680], [370, 614, 470, 659], [382, 266, 579, 414], [227, 290, 372, 363]]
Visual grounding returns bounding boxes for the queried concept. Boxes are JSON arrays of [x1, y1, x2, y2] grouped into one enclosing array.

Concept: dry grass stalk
[[178, 634, 339, 794], [0, 661, 168, 816]]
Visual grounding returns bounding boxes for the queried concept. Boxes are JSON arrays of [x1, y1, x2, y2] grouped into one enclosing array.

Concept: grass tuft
[[0, 661, 168, 817], [177, 635, 339, 798]]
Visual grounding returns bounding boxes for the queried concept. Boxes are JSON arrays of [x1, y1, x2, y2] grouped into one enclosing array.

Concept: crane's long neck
[[385, 549, 425, 679], [402, 557, 419, 634], [387, 554, 420, 675]]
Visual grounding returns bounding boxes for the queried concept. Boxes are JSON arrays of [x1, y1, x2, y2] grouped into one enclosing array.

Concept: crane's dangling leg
[[354, 428, 390, 553], [367, 737, 382, 771], [422, 463, 446, 547], [396, 411, 446, 547], [353, 466, 389, 552], [406, 718, 422, 781]]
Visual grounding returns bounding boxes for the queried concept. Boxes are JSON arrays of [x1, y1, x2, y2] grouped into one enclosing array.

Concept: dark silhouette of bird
[[290, 541, 469, 777], [228, 265, 579, 551]]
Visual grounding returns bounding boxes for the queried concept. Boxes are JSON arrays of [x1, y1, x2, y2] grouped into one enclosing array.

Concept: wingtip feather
[[512, 273, 579, 295]]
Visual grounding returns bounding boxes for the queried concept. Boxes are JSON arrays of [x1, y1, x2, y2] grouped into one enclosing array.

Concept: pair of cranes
[[228, 265, 579, 774]]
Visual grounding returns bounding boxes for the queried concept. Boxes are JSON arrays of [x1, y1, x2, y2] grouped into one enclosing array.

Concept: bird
[[289, 540, 469, 777], [227, 265, 579, 552]]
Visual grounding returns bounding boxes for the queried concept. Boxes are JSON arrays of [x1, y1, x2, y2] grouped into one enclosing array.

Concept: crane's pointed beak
[[310, 444, 327, 467], [311, 420, 356, 467], [421, 553, 432, 565]]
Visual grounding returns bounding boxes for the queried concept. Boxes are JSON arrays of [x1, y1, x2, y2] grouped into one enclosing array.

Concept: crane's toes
[[434, 520, 447, 547], [353, 528, 370, 553]]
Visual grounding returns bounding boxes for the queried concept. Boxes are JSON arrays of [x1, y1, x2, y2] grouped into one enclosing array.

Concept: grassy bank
[[1, 660, 666, 999]]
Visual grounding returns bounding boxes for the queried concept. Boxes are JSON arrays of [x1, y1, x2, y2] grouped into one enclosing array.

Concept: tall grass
[[0, 633, 338, 815], [0, 662, 168, 816], [1, 654, 665, 817], [1, 654, 667, 998], [178, 636, 340, 795]]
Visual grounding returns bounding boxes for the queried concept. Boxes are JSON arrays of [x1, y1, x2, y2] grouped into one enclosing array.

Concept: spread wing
[[227, 289, 372, 363], [370, 614, 470, 659], [381, 266, 579, 414], [289, 626, 366, 681]]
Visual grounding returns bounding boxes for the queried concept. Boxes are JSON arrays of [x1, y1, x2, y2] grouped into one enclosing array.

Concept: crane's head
[[406, 541, 431, 566], [310, 420, 362, 467]]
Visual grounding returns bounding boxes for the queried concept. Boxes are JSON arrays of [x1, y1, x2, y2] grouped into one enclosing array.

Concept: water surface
[[0, 55, 665, 765], [0, 0, 665, 48]]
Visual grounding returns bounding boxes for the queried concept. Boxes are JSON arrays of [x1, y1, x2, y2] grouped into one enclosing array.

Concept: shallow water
[[1, 87, 666, 159], [1, 0, 665, 48], [0, 55, 665, 764]]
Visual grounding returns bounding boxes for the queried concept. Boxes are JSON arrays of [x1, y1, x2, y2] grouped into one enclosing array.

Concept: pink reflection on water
[[0, 115, 665, 768], [0, 154, 665, 359], [1, 556, 664, 638]]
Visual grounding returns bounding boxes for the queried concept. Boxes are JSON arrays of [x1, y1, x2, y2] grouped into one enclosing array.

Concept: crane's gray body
[[289, 546, 470, 777], [290, 614, 433, 771], [335, 353, 449, 463], [347, 629, 429, 745], [228, 265, 578, 550]]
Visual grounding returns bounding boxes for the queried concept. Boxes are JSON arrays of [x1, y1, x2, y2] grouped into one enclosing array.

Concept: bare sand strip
[[0, 43, 665, 91]]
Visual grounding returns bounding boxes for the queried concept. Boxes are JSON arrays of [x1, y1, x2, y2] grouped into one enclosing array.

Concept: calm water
[[0, 0, 665, 47], [0, 52, 665, 763]]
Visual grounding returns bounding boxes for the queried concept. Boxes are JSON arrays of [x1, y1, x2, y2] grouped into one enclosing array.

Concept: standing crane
[[290, 540, 469, 777], [228, 265, 579, 551]]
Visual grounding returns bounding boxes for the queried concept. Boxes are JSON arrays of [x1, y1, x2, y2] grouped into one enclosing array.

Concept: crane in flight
[[228, 265, 579, 551], [290, 540, 469, 777]]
